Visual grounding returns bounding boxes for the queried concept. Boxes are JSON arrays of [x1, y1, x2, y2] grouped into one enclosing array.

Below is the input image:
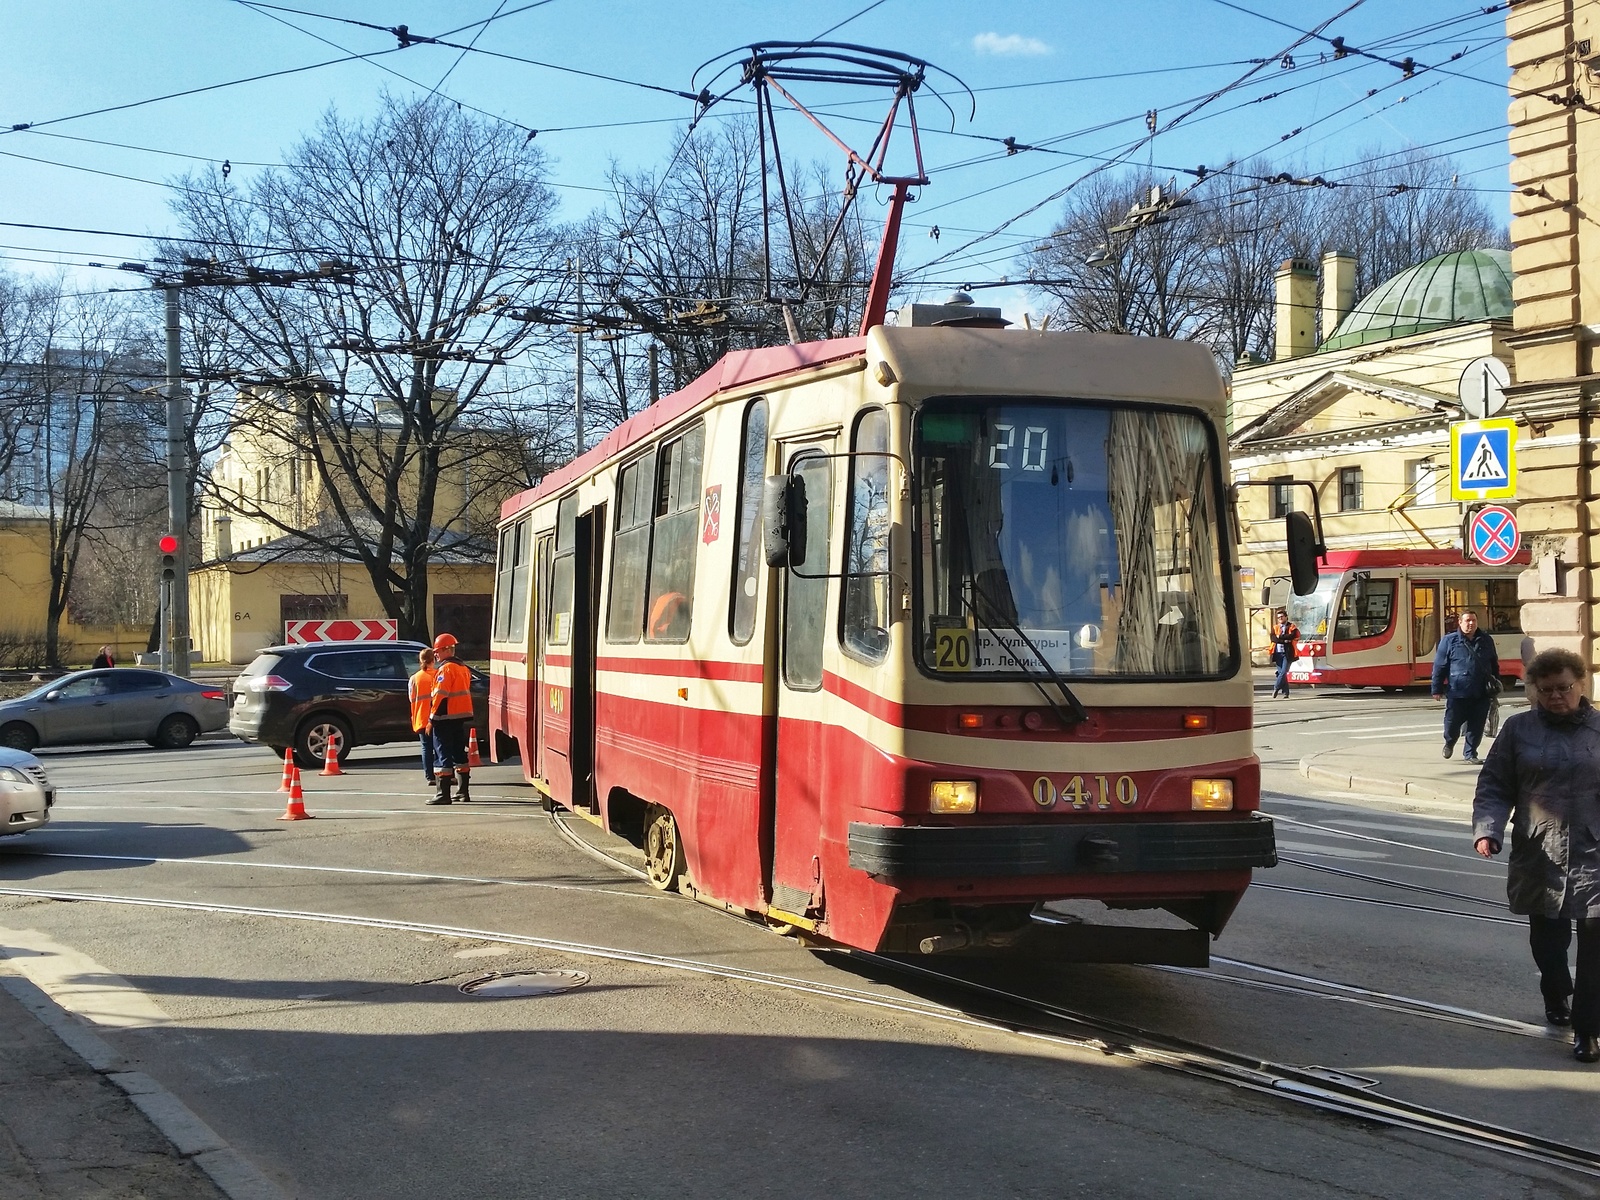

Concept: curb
[[0, 973, 291, 1200], [1296, 753, 1469, 805]]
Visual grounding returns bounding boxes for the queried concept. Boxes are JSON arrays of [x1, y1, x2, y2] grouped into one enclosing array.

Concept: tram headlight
[[1191, 779, 1234, 810], [929, 780, 978, 814]]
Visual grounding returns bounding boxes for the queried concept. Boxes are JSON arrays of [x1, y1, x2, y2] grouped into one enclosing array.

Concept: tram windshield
[[916, 399, 1234, 679], [1286, 575, 1338, 639]]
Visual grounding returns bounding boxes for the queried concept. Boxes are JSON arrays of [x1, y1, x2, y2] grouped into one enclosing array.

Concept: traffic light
[[159, 533, 178, 583]]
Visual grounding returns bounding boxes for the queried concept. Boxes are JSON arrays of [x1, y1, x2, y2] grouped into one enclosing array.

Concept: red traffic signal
[[158, 534, 179, 554]]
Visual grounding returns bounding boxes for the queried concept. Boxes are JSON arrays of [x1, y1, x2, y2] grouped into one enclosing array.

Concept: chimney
[[1320, 249, 1357, 345], [1273, 258, 1317, 360], [214, 513, 232, 559]]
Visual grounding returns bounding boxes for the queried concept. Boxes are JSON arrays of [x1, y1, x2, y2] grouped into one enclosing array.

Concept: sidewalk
[[0, 971, 280, 1199], [1293, 696, 1525, 806]]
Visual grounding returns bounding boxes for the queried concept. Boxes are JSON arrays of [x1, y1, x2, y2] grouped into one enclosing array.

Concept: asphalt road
[[0, 711, 1592, 1199]]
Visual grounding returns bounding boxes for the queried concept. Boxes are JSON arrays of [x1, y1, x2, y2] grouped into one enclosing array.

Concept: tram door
[[1411, 581, 1441, 680], [529, 532, 552, 778], [569, 504, 606, 809], [765, 443, 835, 919]]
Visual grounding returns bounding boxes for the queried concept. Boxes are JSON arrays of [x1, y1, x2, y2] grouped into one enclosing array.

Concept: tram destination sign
[[1450, 417, 1517, 501], [1467, 505, 1520, 567]]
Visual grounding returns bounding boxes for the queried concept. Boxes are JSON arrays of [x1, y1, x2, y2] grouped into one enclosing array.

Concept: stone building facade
[[1503, 0, 1600, 681]]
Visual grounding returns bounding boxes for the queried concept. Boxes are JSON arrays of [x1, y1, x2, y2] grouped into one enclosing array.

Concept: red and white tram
[[1285, 549, 1527, 690], [487, 321, 1279, 963]]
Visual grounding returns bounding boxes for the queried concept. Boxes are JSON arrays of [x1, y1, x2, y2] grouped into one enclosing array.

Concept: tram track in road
[[545, 809, 1600, 1180], [3, 876, 1597, 1183]]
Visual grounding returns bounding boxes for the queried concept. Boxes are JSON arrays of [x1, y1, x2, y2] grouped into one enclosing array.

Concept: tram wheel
[[643, 805, 685, 892]]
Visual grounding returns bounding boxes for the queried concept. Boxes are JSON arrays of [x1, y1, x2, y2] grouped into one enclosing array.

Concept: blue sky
[[1, 1, 1514, 318]]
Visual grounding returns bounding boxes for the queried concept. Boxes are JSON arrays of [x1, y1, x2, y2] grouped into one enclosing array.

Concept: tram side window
[[1444, 578, 1522, 636], [729, 399, 768, 645], [548, 496, 578, 645], [1333, 578, 1396, 641], [842, 408, 892, 664], [645, 423, 705, 643], [493, 524, 517, 641], [785, 454, 833, 689], [492, 518, 531, 643], [607, 450, 657, 644]]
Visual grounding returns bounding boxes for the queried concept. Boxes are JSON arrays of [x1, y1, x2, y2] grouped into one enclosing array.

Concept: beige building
[[1229, 249, 1514, 653], [1502, 1, 1600, 680], [0, 506, 146, 666], [193, 388, 507, 664]]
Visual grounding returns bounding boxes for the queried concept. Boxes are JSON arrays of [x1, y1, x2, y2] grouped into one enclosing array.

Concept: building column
[[1504, 0, 1599, 682]]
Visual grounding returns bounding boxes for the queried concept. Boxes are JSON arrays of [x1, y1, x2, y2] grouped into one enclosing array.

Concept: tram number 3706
[[1033, 774, 1138, 810]]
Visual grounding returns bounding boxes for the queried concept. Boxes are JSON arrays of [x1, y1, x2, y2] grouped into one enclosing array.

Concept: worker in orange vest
[[429, 632, 474, 805], [408, 647, 438, 790]]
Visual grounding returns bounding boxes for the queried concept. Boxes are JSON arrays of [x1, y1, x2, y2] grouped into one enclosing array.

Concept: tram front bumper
[[847, 814, 1276, 879]]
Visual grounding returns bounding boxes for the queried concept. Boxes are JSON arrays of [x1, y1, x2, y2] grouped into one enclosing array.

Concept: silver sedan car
[[0, 746, 51, 834], [0, 669, 229, 751]]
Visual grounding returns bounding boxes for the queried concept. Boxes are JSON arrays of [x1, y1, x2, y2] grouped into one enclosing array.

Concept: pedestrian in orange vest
[[429, 632, 474, 805], [408, 647, 438, 790]]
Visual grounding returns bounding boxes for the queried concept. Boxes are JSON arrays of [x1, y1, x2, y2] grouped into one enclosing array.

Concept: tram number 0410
[[1032, 774, 1138, 810]]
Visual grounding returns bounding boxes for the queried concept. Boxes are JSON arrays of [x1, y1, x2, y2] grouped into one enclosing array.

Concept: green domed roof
[[1320, 248, 1512, 353]]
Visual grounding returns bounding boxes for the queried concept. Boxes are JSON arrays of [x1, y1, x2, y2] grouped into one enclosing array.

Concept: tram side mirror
[[763, 474, 807, 568], [1285, 511, 1321, 596]]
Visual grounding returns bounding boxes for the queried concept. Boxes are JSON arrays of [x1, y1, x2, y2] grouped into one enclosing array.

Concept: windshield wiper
[[959, 588, 1089, 727]]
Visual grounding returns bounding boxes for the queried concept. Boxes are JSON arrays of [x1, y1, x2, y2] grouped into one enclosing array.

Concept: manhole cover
[[459, 970, 589, 998]]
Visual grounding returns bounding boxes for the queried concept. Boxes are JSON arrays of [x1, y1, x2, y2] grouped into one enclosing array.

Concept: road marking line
[[4, 851, 663, 901], [0, 926, 171, 1028], [1273, 840, 1389, 861]]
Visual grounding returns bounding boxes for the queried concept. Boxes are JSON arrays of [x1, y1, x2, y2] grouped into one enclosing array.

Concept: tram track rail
[[545, 807, 1600, 1180]]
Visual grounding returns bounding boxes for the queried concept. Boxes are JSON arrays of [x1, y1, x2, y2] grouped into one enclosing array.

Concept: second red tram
[[1284, 549, 1527, 689], [488, 324, 1277, 962]]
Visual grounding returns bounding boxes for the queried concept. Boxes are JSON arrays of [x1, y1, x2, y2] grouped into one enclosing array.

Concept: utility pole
[[648, 341, 660, 405], [572, 258, 585, 455], [164, 285, 191, 677], [90, 256, 357, 678]]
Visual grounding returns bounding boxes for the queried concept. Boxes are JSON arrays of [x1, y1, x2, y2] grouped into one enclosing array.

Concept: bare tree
[[1024, 173, 1216, 341], [1318, 146, 1506, 298], [17, 290, 158, 664], [581, 118, 872, 423], [165, 93, 565, 642], [1023, 149, 1502, 371]]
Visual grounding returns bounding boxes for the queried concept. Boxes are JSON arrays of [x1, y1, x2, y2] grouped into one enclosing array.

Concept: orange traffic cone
[[320, 736, 345, 777], [279, 747, 295, 793], [467, 728, 483, 768], [278, 775, 313, 821]]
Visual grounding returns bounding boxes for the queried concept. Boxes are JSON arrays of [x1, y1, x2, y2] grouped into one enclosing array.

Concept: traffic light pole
[[164, 285, 190, 678]]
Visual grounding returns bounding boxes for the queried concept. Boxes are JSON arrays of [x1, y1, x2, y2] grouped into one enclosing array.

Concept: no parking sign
[[1467, 505, 1520, 567]]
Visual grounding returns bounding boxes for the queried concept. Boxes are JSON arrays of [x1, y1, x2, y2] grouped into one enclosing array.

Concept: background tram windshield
[[916, 399, 1233, 679]]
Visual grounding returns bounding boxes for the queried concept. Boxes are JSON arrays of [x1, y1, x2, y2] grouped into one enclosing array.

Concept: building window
[[1339, 466, 1363, 512], [1405, 458, 1438, 505], [1269, 474, 1294, 518]]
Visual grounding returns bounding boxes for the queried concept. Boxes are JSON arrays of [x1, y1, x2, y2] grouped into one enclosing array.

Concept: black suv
[[230, 641, 489, 768]]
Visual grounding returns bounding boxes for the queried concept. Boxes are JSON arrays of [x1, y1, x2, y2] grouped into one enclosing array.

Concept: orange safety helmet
[[432, 632, 458, 652]]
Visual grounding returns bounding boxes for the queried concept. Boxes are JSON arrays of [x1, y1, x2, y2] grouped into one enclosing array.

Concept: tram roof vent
[[897, 292, 1012, 329]]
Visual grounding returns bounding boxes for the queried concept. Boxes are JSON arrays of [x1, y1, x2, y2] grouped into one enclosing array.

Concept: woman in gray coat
[[1473, 647, 1600, 1063]]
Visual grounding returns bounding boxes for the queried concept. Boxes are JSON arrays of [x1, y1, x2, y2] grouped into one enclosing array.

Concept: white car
[[0, 746, 52, 835]]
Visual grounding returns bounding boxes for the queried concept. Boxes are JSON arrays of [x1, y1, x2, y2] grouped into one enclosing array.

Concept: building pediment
[[1230, 370, 1455, 449]]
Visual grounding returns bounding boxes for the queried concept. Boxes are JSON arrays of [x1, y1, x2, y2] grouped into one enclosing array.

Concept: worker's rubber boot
[[428, 775, 454, 805], [456, 772, 471, 803]]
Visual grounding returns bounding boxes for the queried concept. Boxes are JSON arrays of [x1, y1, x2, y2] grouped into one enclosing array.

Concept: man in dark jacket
[[1431, 609, 1499, 763], [1473, 647, 1600, 1062]]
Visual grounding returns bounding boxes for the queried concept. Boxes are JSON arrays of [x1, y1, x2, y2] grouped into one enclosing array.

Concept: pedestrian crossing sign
[[1450, 417, 1517, 500]]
